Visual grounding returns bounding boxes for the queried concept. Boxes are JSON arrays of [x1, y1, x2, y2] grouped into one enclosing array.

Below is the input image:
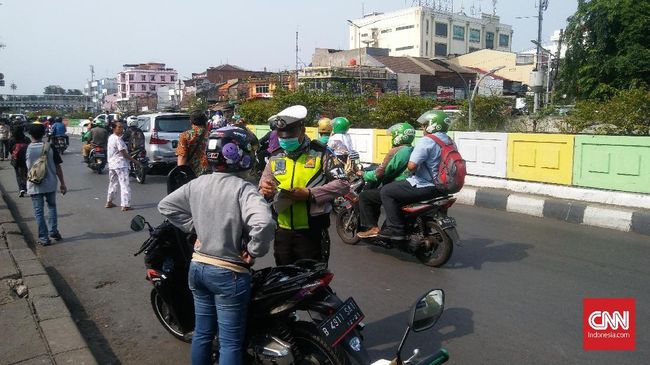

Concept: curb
[[0, 194, 98, 365], [457, 186, 650, 236]]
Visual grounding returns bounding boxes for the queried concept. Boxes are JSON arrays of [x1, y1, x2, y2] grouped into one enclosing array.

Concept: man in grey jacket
[[158, 127, 274, 365]]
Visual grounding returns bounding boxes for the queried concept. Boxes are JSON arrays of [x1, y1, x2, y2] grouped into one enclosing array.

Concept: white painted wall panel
[[454, 132, 508, 177], [348, 128, 375, 163]]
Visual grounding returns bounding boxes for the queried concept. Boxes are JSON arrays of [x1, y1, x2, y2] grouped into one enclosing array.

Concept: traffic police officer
[[259, 105, 349, 265]]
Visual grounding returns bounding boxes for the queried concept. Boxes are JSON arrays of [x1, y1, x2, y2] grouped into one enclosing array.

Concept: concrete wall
[[507, 133, 575, 185], [455, 132, 507, 178], [573, 136, 650, 194], [348, 128, 375, 163]]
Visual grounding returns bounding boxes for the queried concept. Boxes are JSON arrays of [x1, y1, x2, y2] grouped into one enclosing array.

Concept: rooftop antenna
[[492, 0, 497, 15]]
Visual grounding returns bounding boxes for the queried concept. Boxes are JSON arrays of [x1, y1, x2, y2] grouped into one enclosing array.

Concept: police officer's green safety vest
[[270, 147, 325, 230]]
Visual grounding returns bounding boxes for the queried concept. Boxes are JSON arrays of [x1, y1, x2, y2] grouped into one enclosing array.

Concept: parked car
[[135, 113, 191, 171]]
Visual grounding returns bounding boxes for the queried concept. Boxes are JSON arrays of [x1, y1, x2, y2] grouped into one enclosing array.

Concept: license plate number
[[318, 297, 365, 347], [438, 216, 456, 229]]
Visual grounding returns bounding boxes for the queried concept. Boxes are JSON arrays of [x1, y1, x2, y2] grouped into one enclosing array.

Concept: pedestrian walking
[[106, 123, 139, 211], [25, 122, 67, 246], [176, 110, 210, 177], [9, 124, 30, 197], [0, 118, 11, 160]]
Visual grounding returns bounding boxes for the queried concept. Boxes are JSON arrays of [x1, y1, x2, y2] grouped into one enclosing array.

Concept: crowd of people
[[1, 106, 456, 364]]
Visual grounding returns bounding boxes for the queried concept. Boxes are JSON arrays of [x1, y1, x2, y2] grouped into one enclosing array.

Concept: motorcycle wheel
[[335, 210, 361, 245], [135, 163, 147, 184], [415, 222, 453, 267], [150, 288, 192, 343], [291, 321, 349, 365]]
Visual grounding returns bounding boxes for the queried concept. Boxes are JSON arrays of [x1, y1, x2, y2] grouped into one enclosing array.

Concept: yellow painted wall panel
[[507, 133, 575, 185], [373, 130, 392, 163], [305, 127, 318, 140]]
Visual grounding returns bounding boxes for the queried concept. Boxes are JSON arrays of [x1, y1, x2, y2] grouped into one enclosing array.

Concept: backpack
[[426, 134, 466, 194], [27, 143, 50, 185]]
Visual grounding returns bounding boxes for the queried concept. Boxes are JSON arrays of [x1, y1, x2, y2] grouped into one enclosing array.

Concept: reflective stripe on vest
[[270, 150, 323, 230]]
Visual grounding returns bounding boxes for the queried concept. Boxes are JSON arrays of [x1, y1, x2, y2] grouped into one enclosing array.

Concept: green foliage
[[43, 85, 66, 95], [65, 89, 83, 95], [454, 96, 509, 131], [239, 99, 275, 125], [557, 87, 650, 135], [558, 0, 650, 100], [67, 110, 93, 119], [186, 95, 208, 114], [369, 93, 438, 129], [26, 109, 63, 120]]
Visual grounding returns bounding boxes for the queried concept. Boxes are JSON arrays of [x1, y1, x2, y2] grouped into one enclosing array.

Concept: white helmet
[[268, 105, 308, 129], [127, 116, 138, 127]]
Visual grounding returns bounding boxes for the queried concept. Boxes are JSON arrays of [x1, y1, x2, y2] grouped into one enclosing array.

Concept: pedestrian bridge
[[0, 94, 93, 109]]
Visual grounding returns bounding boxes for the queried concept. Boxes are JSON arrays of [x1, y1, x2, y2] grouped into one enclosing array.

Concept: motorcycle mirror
[[130, 215, 147, 232], [410, 289, 445, 332]]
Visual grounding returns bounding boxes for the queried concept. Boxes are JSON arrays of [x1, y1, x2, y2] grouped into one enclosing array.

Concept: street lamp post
[[531, 40, 555, 106], [346, 20, 363, 94], [469, 66, 505, 129]]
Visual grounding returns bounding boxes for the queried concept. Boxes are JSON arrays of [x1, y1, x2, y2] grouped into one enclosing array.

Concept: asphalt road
[[0, 139, 648, 365]]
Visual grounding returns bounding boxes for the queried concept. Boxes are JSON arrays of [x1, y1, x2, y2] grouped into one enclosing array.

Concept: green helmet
[[331, 117, 350, 134], [416, 110, 450, 134], [388, 122, 416, 146]]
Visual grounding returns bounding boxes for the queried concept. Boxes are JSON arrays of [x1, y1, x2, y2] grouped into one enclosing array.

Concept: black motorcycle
[[130, 215, 370, 365], [335, 177, 460, 267], [129, 149, 148, 184], [87, 144, 107, 174]]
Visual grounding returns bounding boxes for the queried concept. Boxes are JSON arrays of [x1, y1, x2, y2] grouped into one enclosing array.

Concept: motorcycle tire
[[291, 321, 350, 365], [335, 210, 361, 245], [415, 222, 453, 267], [150, 289, 192, 343], [135, 163, 147, 184]]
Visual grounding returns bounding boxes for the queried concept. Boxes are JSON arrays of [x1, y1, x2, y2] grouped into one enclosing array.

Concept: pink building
[[117, 63, 178, 101]]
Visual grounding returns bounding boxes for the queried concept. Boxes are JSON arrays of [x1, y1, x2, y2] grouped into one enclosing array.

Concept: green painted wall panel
[[573, 135, 650, 193], [253, 125, 271, 139]]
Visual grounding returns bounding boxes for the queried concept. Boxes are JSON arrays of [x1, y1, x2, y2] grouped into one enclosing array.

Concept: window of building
[[434, 42, 448, 56], [395, 45, 415, 51], [129, 84, 134, 91], [470, 28, 481, 43], [361, 33, 368, 37], [121, 93, 126, 98], [453, 25, 465, 41], [435, 22, 448, 37], [396, 25, 414, 31], [170, 76, 175, 82], [516, 53, 535, 65], [499, 34, 510, 47], [150, 85, 156, 91], [425, 41, 429, 55], [486, 32, 495, 49], [129, 74, 134, 81], [150, 74, 156, 81], [426, 20, 429, 34], [141, 85, 146, 91], [160, 76, 166, 82], [380, 28, 392, 34], [256, 84, 269, 94]]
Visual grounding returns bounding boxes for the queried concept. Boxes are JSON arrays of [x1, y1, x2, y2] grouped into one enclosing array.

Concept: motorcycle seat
[[401, 195, 454, 214]]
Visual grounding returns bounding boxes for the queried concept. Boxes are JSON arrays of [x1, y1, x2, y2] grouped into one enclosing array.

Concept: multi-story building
[[349, 6, 513, 58], [84, 78, 118, 110], [117, 63, 178, 101]]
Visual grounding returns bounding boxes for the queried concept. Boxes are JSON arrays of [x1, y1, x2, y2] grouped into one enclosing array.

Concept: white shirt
[[327, 133, 356, 154], [107, 134, 130, 170]]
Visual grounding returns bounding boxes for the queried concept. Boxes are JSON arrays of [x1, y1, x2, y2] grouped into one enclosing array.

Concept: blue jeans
[[188, 261, 251, 365], [31, 191, 58, 243]]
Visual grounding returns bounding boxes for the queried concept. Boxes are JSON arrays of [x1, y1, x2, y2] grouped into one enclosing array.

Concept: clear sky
[[0, 0, 577, 94]]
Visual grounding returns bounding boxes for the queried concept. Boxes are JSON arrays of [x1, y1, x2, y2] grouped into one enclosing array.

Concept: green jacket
[[363, 145, 413, 184], [81, 130, 91, 143]]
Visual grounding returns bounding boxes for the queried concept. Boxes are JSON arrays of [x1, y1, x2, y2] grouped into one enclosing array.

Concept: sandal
[[121, 206, 132, 212], [105, 201, 115, 208]]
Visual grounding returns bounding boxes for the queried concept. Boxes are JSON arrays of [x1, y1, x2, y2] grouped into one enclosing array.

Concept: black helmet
[[54, 116, 63, 124], [206, 126, 253, 172]]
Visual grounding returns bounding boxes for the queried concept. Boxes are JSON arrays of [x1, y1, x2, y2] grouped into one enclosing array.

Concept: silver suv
[[135, 113, 191, 169]]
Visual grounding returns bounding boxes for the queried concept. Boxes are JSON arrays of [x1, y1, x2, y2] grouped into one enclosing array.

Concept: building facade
[[117, 63, 178, 101], [450, 49, 536, 85], [349, 6, 513, 58]]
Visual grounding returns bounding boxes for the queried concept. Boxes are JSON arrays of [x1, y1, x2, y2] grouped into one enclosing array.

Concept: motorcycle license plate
[[318, 297, 365, 347], [438, 216, 456, 229]]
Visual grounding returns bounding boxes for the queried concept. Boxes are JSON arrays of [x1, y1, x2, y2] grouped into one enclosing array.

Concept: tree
[[186, 95, 208, 113], [558, 0, 650, 100], [66, 89, 83, 95], [454, 96, 509, 131], [43, 85, 66, 95], [369, 93, 438, 129], [239, 99, 275, 125]]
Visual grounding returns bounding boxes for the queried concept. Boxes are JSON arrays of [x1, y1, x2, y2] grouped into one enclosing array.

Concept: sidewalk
[[0, 194, 96, 365]]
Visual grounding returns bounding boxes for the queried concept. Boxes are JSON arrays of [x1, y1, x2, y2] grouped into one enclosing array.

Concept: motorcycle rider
[[357, 122, 416, 238], [259, 105, 349, 265], [49, 117, 69, 147], [317, 117, 332, 144], [327, 116, 356, 155], [379, 111, 453, 240], [158, 127, 274, 365], [122, 118, 145, 153], [85, 120, 109, 163]]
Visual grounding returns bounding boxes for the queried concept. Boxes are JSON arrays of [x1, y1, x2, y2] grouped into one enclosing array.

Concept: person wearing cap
[[317, 117, 332, 144], [259, 105, 349, 265]]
